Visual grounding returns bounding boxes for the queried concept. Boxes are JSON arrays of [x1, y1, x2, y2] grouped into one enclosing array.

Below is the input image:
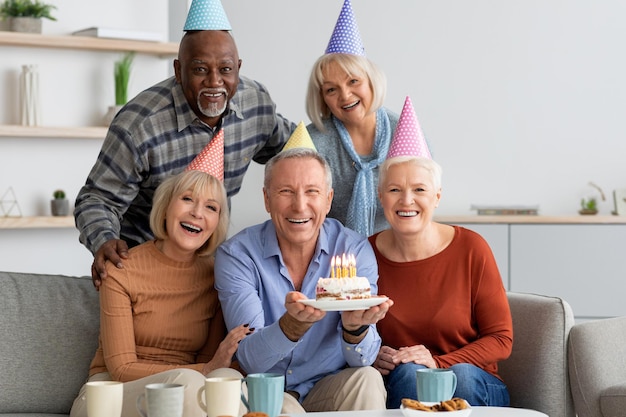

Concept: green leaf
[[114, 52, 134, 105]]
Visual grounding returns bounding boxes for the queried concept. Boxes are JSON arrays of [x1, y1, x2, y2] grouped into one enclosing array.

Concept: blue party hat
[[325, 0, 365, 56], [184, 0, 232, 31]]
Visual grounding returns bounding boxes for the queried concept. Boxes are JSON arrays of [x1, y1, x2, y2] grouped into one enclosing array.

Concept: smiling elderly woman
[[369, 155, 514, 409]]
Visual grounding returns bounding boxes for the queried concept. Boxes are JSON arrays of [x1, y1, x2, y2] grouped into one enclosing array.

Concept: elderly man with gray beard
[[75, 29, 294, 288]]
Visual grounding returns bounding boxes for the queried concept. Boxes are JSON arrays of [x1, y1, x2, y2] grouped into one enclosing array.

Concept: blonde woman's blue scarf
[[332, 108, 390, 236]]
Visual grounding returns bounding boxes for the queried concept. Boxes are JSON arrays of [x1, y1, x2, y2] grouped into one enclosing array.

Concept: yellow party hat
[[281, 121, 317, 152]]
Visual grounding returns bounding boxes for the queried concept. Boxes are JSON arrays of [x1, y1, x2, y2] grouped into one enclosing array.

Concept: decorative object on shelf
[[72, 27, 164, 42], [50, 189, 69, 216], [613, 189, 626, 216], [104, 52, 134, 126], [0, 0, 56, 33], [1, 187, 22, 217], [470, 204, 539, 215], [19, 64, 40, 126], [579, 181, 605, 215], [579, 197, 598, 215]]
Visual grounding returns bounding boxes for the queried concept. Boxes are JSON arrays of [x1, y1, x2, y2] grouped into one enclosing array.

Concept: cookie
[[242, 413, 269, 417], [401, 398, 434, 411]]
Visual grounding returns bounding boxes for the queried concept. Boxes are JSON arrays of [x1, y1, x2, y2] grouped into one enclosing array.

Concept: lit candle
[[331, 256, 335, 278], [350, 254, 356, 277]]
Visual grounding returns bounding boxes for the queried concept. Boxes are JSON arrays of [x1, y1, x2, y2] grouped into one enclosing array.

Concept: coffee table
[[285, 407, 548, 417]]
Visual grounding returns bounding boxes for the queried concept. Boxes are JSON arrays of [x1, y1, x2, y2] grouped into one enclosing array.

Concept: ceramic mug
[[197, 377, 242, 417], [416, 368, 457, 402], [241, 373, 284, 417], [86, 381, 123, 417], [136, 383, 184, 417]]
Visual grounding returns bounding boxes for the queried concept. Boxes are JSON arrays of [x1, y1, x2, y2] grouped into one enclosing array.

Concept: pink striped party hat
[[387, 96, 432, 159], [183, 0, 232, 31], [325, 0, 365, 56], [186, 129, 224, 180]]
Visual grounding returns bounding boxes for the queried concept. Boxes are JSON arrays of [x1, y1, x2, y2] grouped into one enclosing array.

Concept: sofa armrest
[[568, 316, 626, 417], [500, 292, 575, 417]]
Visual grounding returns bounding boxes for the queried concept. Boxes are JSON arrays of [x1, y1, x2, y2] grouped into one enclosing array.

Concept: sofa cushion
[[0, 272, 99, 415], [600, 383, 626, 417]]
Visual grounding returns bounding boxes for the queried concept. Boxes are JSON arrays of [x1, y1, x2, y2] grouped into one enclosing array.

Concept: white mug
[[197, 377, 241, 417], [86, 381, 123, 417], [136, 383, 184, 417]]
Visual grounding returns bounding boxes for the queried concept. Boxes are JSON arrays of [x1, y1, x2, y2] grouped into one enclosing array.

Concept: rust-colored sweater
[[369, 226, 513, 379], [89, 241, 226, 382]]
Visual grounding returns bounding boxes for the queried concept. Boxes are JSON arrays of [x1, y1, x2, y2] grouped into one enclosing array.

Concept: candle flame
[[332, 253, 357, 278]]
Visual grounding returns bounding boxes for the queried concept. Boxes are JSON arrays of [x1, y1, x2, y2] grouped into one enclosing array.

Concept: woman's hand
[[393, 344, 437, 369], [202, 323, 251, 375], [374, 345, 398, 375]]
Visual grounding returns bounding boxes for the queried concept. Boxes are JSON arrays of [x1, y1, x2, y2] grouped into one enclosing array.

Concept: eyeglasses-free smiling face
[[321, 60, 374, 129], [161, 189, 221, 261], [379, 161, 441, 234], [174, 30, 242, 128], [263, 157, 333, 252]]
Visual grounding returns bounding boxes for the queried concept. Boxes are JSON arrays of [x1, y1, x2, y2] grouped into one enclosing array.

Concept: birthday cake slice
[[316, 254, 371, 301]]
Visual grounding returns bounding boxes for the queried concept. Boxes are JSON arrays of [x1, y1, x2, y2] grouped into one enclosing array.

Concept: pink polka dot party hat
[[386, 96, 432, 160]]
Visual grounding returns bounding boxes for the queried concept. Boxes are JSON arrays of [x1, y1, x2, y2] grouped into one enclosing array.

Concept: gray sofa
[[0, 271, 99, 417], [0, 271, 575, 417]]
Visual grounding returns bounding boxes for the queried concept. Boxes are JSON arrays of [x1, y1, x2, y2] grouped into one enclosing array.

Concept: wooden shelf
[[0, 30, 178, 56], [435, 215, 626, 224], [3, 215, 626, 230], [0, 125, 107, 139], [0, 216, 74, 229]]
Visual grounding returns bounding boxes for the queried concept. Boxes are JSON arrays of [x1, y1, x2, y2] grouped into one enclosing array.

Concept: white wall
[[224, 0, 626, 225], [2, 0, 626, 275]]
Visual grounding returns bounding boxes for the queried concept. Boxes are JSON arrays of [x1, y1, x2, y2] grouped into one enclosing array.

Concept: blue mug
[[241, 373, 284, 417], [416, 368, 457, 402]]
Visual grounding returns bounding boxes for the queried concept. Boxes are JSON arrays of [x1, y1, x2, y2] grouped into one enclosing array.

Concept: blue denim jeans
[[384, 363, 510, 409]]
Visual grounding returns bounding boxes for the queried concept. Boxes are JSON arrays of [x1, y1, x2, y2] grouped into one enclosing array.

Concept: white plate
[[298, 296, 389, 311], [400, 400, 471, 417]]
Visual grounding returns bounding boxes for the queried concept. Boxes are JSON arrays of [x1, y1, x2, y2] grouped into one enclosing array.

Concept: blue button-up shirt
[[214, 218, 381, 400]]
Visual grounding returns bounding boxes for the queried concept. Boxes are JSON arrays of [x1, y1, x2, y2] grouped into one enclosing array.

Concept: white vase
[[20, 65, 41, 126]]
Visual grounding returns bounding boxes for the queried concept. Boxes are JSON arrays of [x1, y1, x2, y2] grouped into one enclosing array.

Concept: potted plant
[[104, 52, 134, 125], [579, 197, 598, 215], [50, 189, 69, 216], [0, 0, 57, 33]]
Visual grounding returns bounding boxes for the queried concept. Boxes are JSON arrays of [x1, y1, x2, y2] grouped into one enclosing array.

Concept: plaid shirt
[[75, 76, 294, 255]]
